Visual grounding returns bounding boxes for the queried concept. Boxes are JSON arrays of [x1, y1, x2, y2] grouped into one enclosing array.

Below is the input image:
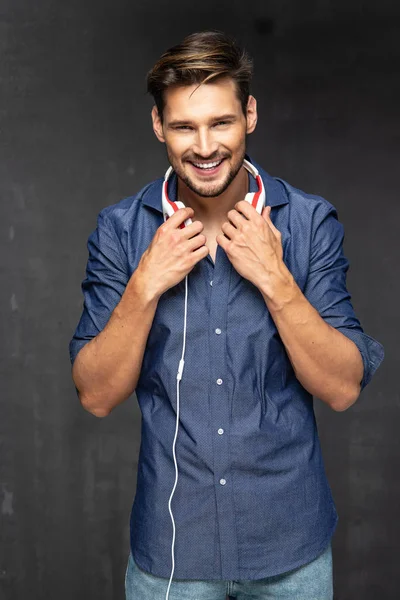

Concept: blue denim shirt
[[69, 155, 384, 580]]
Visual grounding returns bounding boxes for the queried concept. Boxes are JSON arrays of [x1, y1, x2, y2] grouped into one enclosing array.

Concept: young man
[[69, 31, 384, 600]]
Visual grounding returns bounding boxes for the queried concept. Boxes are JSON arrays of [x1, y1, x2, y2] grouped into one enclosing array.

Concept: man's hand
[[216, 201, 292, 300], [137, 207, 209, 300]]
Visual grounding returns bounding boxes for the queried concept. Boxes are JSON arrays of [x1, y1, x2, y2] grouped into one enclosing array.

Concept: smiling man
[[69, 31, 384, 600]]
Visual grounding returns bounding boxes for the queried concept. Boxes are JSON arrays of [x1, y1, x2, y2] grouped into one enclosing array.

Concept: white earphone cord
[[165, 274, 189, 600]]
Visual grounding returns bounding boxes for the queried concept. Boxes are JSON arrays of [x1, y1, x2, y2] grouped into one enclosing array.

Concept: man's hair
[[146, 31, 253, 123]]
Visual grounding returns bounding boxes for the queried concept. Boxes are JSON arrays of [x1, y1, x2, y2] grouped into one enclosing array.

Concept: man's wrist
[[259, 264, 300, 313], [126, 265, 161, 309]]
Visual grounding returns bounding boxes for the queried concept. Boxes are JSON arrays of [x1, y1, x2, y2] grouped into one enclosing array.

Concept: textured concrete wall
[[0, 1, 397, 598]]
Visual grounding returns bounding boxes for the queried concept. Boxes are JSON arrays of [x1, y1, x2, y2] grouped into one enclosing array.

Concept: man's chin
[[183, 180, 230, 198], [180, 168, 231, 197]]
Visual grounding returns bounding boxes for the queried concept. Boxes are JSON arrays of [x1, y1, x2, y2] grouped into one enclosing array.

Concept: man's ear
[[151, 106, 165, 143], [246, 95, 258, 134]]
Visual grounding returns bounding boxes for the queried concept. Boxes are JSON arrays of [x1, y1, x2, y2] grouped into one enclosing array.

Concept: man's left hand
[[216, 201, 290, 298]]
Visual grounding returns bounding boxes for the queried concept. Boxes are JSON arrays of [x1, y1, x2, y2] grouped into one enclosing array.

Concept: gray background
[[0, 1, 398, 598]]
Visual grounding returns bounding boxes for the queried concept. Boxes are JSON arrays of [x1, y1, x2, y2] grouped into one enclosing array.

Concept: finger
[[262, 206, 271, 221], [181, 219, 204, 239], [187, 233, 207, 251], [233, 200, 260, 222], [221, 221, 237, 240], [191, 244, 209, 263], [263, 207, 281, 238], [216, 232, 229, 251], [165, 206, 194, 229], [227, 208, 247, 229]]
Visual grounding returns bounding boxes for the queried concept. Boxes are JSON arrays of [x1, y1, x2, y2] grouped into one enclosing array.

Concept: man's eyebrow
[[167, 114, 238, 127]]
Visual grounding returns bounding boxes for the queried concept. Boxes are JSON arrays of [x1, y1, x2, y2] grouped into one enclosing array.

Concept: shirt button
[[215, 328, 222, 335], [210, 280, 213, 286], [219, 478, 226, 486], [218, 428, 224, 435], [216, 378, 223, 385]]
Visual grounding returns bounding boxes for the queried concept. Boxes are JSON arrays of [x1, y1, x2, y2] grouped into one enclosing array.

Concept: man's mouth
[[188, 158, 226, 175]]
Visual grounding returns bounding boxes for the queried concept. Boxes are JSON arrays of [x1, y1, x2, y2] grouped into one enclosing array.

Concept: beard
[[165, 146, 247, 198]]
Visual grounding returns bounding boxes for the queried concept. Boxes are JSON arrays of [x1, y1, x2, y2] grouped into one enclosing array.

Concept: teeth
[[193, 160, 222, 169]]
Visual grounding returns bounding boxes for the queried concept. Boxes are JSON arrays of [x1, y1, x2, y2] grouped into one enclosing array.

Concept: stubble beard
[[166, 147, 247, 198]]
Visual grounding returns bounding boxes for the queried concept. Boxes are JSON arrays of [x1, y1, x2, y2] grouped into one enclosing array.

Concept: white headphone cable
[[165, 273, 189, 600]]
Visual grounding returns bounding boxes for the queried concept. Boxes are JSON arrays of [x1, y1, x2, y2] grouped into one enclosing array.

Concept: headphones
[[162, 157, 265, 600], [162, 157, 266, 224]]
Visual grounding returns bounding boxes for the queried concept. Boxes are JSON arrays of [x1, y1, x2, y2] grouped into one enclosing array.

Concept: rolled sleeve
[[303, 203, 384, 391], [69, 210, 129, 366]]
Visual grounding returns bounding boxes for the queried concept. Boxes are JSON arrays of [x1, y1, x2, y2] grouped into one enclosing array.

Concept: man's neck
[[177, 166, 249, 227]]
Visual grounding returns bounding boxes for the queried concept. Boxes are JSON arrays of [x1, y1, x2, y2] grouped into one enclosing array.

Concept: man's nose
[[192, 129, 218, 157]]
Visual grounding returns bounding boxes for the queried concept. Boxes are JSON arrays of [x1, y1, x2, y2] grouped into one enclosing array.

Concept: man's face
[[152, 77, 257, 198]]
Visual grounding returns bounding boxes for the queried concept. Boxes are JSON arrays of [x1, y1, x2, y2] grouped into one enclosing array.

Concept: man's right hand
[[136, 207, 209, 300]]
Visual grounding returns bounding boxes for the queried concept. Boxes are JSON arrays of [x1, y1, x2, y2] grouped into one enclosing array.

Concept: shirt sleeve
[[69, 210, 129, 366], [303, 203, 384, 391]]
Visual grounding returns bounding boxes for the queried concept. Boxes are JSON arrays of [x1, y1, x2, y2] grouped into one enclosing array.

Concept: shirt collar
[[141, 153, 289, 213]]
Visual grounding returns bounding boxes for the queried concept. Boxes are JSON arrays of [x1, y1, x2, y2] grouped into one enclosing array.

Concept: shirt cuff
[[336, 327, 384, 391]]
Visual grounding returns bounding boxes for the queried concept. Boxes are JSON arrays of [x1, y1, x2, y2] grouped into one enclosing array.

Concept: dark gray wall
[[0, 1, 398, 598]]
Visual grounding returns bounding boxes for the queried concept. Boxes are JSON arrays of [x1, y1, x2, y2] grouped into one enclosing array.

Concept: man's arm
[[217, 200, 383, 412], [259, 268, 363, 411], [72, 270, 159, 417], [71, 205, 208, 417]]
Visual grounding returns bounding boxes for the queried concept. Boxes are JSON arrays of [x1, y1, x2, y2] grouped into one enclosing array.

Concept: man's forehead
[[163, 79, 242, 120]]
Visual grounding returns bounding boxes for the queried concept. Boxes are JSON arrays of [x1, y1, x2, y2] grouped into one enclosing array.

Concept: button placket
[[207, 253, 239, 576]]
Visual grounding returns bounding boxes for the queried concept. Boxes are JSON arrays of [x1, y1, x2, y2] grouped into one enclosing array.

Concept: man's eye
[[214, 121, 230, 127], [176, 125, 192, 130]]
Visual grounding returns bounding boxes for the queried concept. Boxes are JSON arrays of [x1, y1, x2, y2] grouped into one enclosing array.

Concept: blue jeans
[[125, 542, 333, 599]]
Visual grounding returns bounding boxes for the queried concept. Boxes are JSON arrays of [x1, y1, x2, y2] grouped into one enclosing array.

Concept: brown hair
[[146, 31, 253, 122]]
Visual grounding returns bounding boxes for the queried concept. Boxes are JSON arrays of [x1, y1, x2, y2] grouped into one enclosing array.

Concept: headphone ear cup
[[244, 192, 264, 215], [244, 192, 263, 215], [174, 201, 187, 211], [162, 167, 193, 226], [174, 201, 193, 227], [244, 192, 255, 204]]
